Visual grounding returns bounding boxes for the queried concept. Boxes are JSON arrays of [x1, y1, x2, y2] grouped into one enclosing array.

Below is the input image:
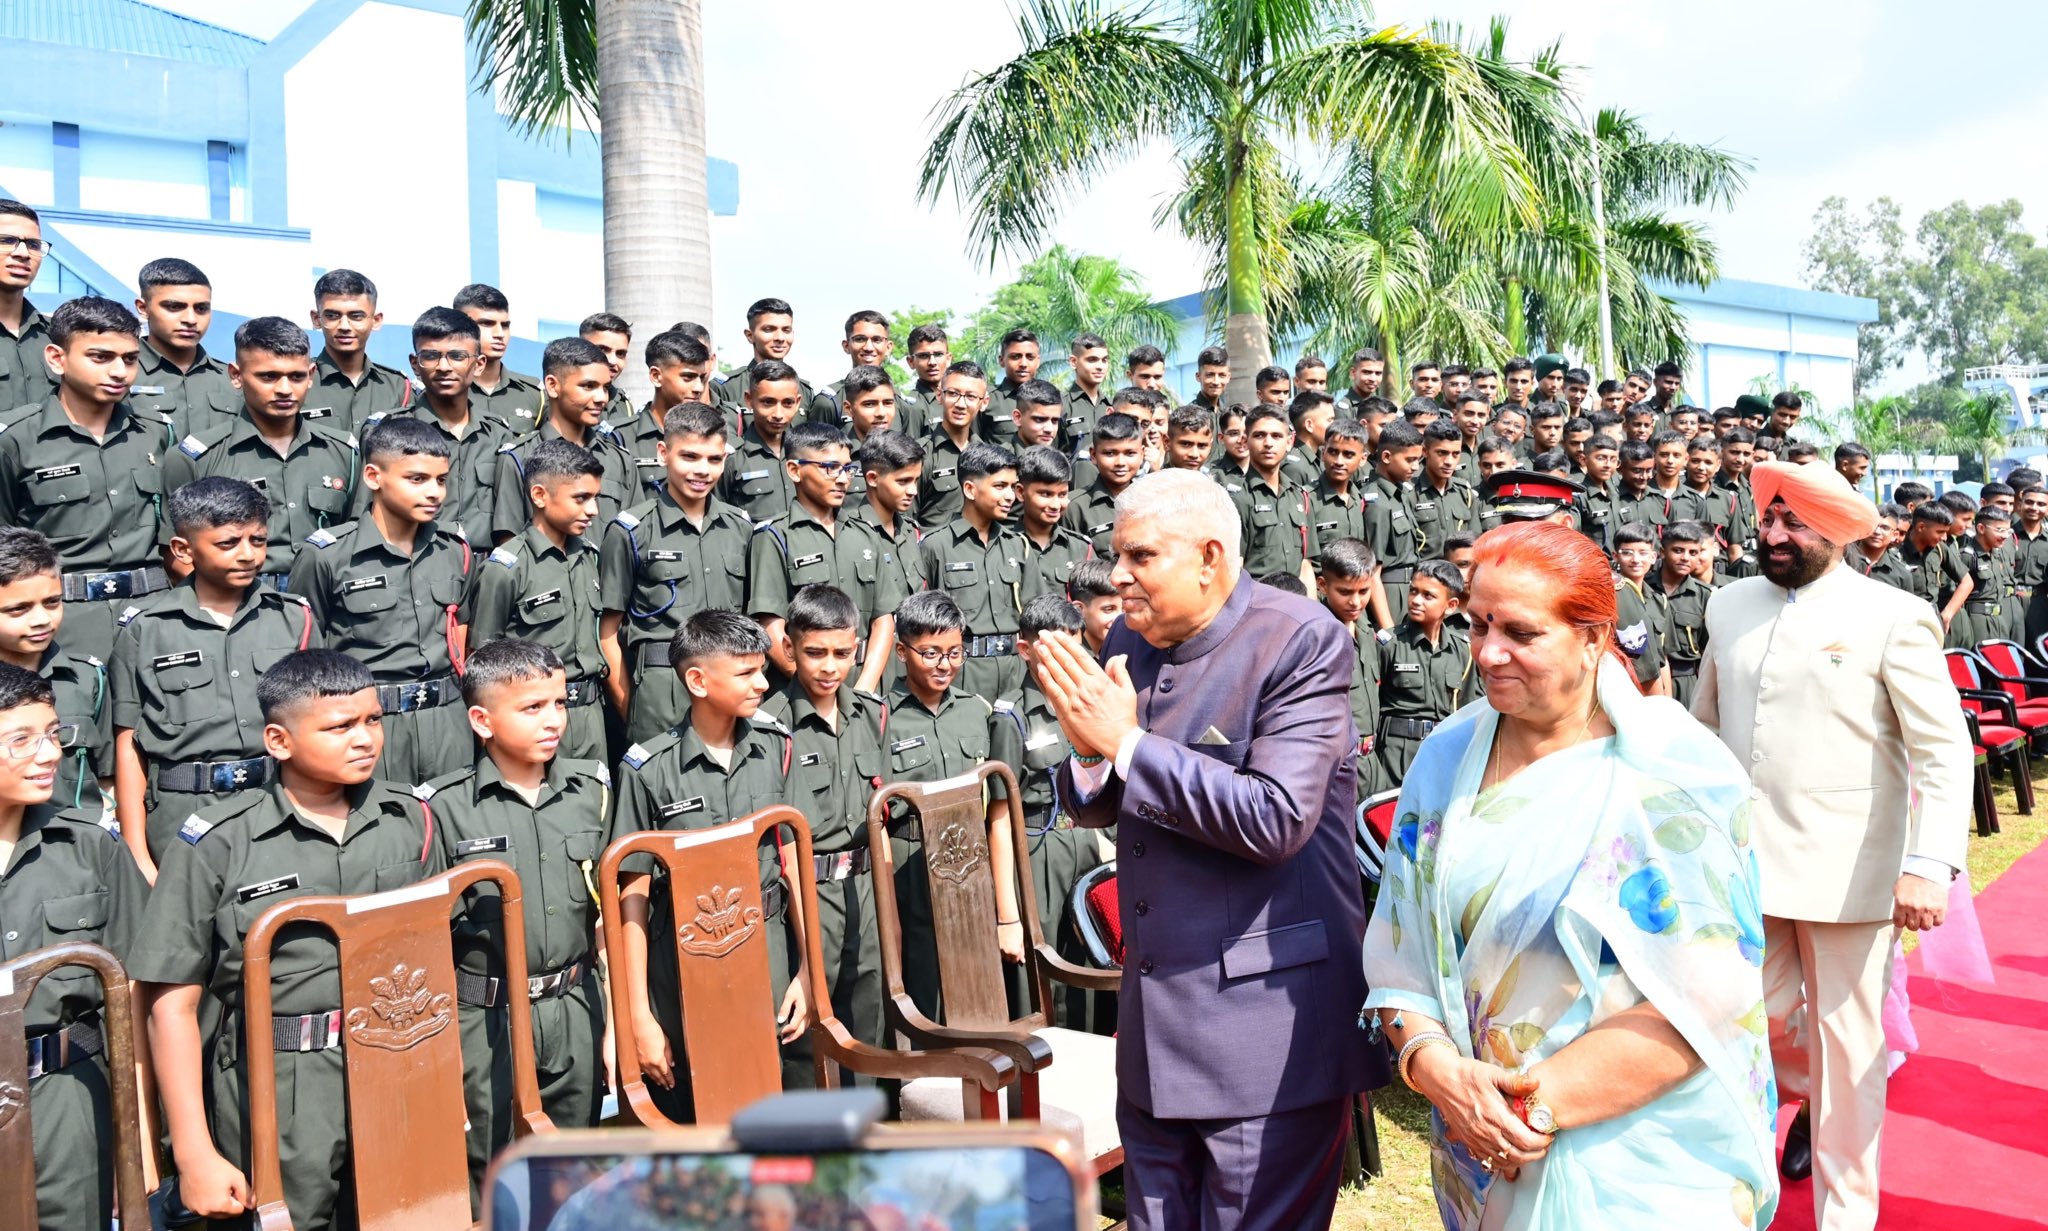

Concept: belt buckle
[[299, 1014, 314, 1052], [91, 571, 125, 599], [528, 973, 546, 1000], [26, 1033, 45, 1078], [212, 761, 254, 792], [409, 681, 432, 711], [565, 681, 582, 704], [325, 1010, 342, 1047], [832, 850, 853, 880]]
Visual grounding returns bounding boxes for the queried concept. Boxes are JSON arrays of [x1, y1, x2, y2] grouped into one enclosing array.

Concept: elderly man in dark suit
[[1035, 468, 1387, 1230]]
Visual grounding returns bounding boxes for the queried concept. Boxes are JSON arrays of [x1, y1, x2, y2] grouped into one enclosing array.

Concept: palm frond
[[465, 0, 599, 135], [1596, 108, 1751, 212]]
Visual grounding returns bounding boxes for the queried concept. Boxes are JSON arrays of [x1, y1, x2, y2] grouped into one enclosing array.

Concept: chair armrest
[[884, 993, 1055, 1072], [1959, 689, 2020, 724], [809, 1015, 1020, 1092], [1032, 942, 1122, 993]]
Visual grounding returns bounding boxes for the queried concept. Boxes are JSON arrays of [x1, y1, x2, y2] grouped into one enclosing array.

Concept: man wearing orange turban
[[1691, 460, 1972, 1230]]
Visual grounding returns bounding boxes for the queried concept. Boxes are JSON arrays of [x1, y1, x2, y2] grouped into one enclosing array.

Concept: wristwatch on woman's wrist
[[1511, 1092, 1557, 1134]]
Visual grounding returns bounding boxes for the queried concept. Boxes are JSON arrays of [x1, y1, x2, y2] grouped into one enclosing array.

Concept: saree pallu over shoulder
[[1364, 658, 1779, 1230]]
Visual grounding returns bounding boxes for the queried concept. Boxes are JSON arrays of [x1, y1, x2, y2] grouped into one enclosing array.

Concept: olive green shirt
[[1409, 476, 1479, 559], [163, 414, 358, 575], [41, 644, 112, 810], [1896, 539, 1958, 608], [913, 432, 971, 531], [131, 337, 239, 437], [0, 396, 167, 573], [760, 684, 884, 851], [714, 367, 815, 419], [1376, 620, 1474, 723], [920, 518, 1029, 636], [471, 367, 545, 431], [843, 502, 922, 615], [309, 353, 413, 433], [717, 426, 796, 524], [1615, 580, 1672, 688], [881, 684, 1015, 807], [1233, 472, 1320, 577], [1657, 573, 1714, 666], [611, 716, 793, 891], [490, 417, 640, 543], [978, 378, 1030, 447], [0, 296, 53, 408], [747, 502, 905, 629], [109, 584, 318, 764], [1, 804, 149, 1033], [359, 401, 516, 543], [1363, 474, 1418, 573], [287, 514, 472, 682], [1306, 477, 1369, 555], [599, 490, 755, 654], [1060, 385, 1109, 455], [1059, 478, 1124, 555], [1020, 525, 1092, 598], [895, 382, 940, 442], [604, 399, 674, 485], [463, 527, 606, 681]]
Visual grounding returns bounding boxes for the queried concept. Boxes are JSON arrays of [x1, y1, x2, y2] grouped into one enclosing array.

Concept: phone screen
[[487, 1144, 1080, 1231]]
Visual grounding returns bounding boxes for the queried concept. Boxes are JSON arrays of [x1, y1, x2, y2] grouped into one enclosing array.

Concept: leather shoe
[[1781, 1109, 1813, 1181]]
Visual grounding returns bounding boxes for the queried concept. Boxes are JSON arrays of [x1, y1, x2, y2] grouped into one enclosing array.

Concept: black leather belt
[[375, 676, 460, 713], [25, 1019, 103, 1078], [157, 755, 275, 794], [813, 847, 870, 882], [1669, 658, 1700, 678], [965, 634, 1015, 658], [636, 640, 676, 671], [269, 1010, 344, 1053], [1379, 716, 1438, 739], [457, 956, 591, 1008], [563, 677, 603, 708], [61, 566, 169, 603], [1964, 602, 2003, 614], [1379, 566, 1416, 583]]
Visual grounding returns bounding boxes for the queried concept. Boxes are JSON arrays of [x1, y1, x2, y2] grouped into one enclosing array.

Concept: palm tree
[[464, 0, 712, 397], [1936, 387, 2043, 479], [959, 246, 1181, 383], [918, 0, 1553, 404]]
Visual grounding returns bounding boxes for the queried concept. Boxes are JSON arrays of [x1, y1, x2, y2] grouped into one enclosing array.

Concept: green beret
[[1534, 353, 1567, 380], [1735, 393, 1772, 418]]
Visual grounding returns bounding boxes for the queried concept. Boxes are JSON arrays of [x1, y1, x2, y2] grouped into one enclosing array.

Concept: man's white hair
[[1114, 469, 1243, 570]]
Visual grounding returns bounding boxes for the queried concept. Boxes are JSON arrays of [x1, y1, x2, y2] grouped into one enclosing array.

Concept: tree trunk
[[1221, 145, 1270, 407], [1501, 276, 1526, 357], [597, 0, 712, 401]]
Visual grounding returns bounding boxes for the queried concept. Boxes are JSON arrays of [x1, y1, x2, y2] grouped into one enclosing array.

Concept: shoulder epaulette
[[497, 440, 521, 454], [361, 411, 390, 429], [421, 766, 475, 795], [621, 742, 653, 769], [622, 727, 683, 770], [970, 694, 994, 713], [83, 653, 103, 668], [176, 433, 210, 459], [487, 547, 520, 568], [95, 812, 122, 838], [851, 687, 885, 707], [177, 813, 218, 845], [612, 509, 641, 530], [115, 605, 142, 627], [751, 714, 789, 737], [592, 419, 616, 437], [273, 590, 311, 608], [410, 782, 438, 802], [562, 757, 611, 788], [305, 528, 338, 548]]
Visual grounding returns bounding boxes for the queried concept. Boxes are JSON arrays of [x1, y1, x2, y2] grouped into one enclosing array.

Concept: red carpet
[[1770, 845, 2048, 1229]]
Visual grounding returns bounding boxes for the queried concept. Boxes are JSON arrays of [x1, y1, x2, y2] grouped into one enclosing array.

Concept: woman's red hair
[[1469, 520, 1628, 671]]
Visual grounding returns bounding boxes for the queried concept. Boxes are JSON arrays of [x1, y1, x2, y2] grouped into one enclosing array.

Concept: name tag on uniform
[[634, 457, 662, 468], [341, 575, 386, 594], [647, 550, 683, 562], [521, 589, 562, 610], [943, 561, 975, 573], [132, 385, 167, 397], [1314, 521, 1338, 533], [33, 464, 80, 481], [303, 406, 334, 419], [798, 752, 822, 767], [738, 469, 771, 482], [1414, 500, 1436, 512], [932, 467, 956, 479], [659, 797, 705, 818], [1253, 503, 1274, 514], [245, 476, 271, 491], [455, 835, 509, 857], [1089, 521, 1113, 535], [152, 650, 203, 670], [1394, 662, 1421, 673], [1025, 731, 1060, 750], [890, 736, 926, 754], [793, 552, 825, 568], [237, 874, 300, 903], [1391, 509, 1409, 524], [1065, 415, 1088, 428]]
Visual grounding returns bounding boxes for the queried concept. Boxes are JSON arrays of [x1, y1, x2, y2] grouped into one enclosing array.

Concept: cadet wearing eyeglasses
[[0, 200, 55, 407], [305, 270, 413, 433]]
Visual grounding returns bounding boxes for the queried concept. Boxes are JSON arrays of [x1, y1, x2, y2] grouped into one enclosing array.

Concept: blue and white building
[[1, 0, 738, 370]]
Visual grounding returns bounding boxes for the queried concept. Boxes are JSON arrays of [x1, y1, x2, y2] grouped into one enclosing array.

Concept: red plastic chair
[[1967, 737, 1998, 837], [1946, 653, 2036, 819], [1947, 649, 2048, 743], [1076, 863, 1122, 968], [1974, 641, 2048, 737], [1355, 789, 1400, 885]]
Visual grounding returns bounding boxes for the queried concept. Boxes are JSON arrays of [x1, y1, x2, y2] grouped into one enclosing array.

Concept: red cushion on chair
[[2014, 703, 2048, 728], [1364, 798, 1398, 847], [1085, 875, 1124, 966], [1978, 723, 2026, 749]]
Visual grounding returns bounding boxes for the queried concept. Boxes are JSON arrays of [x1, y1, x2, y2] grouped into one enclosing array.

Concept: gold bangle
[[1397, 1031, 1456, 1091]]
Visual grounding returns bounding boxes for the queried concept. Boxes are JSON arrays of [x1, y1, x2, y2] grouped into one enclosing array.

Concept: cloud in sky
[[157, 0, 2048, 376]]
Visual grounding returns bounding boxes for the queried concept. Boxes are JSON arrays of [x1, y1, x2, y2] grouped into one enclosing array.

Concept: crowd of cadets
[[0, 189, 1871, 1228]]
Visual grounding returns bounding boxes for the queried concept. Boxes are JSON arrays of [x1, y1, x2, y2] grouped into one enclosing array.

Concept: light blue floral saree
[[1363, 658, 1779, 1230]]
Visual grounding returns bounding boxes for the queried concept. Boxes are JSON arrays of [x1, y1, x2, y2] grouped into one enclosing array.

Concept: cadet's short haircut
[[1470, 367, 1499, 383], [1015, 378, 1062, 409], [1245, 405, 1288, 433], [169, 476, 270, 536], [1502, 357, 1534, 377], [1618, 441, 1653, 467], [234, 315, 310, 360], [1069, 331, 1106, 354], [944, 358, 987, 384], [1878, 501, 1910, 521], [452, 283, 510, 313], [363, 416, 453, 464], [746, 297, 793, 323], [579, 311, 631, 337], [1938, 490, 1977, 515], [0, 199, 40, 226], [49, 297, 140, 346], [1613, 521, 1658, 549], [1563, 415, 1593, 437], [542, 336, 608, 377], [1350, 346, 1383, 367], [1835, 441, 1874, 464], [1320, 537, 1377, 580], [1586, 408, 1622, 431], [1020, 592, 1083, 639], [1258, 571, 1308, 595], [1596, 379, 1623, 396], [1092, 412, 1142, 445], [1784, 442, 1820, 463], [1656, 360, 1684, 379], [842, 309, 887, 338], [1530, 448, 1571, 474], [646, 330, 710, 368], [859, 429, 924, 474], [784, 420, 849, 460], [1981, 480, 2014, 503], [523, 439, 604, 489], [1401, 396, 1440, 422], [1255, 365, 1289, 388], [749, 358, 800, 387], [1892, 480, 1932, 504], [907, 322, 948, 350], [1412, 360, 1440, 377], [1443, 532, 1477, 554], [1293, 353, 1327, 377], [1066, 557, 1117, 601], [1167, 404, 1214, 436], [895, 590, 965, 641], [412, 306, 480, 350], [841, 365, 894, 404], [1197, 345, 1229, 369], [661, 400, 727, 442], [1625, 405, 1657, 422], [958, 442, 1018, 484], [1530, 401, 1565, 422], [1911, 502, 1954, 528], [0, 662, 54, 716], [1628, 367, 1653, 382], [1110, 386, 1162, 412], [1662, 519, 1712, 546], [1324, 417, 1370, 449], [1217, 403, 1250, 431], [139, 257, 209, 293], [2007, 467, 2043, 489], [1979, 505, 2012, 524], [1375, 421, 1424, 455], [313, 269, 377, 303], [1686, 435, 1721, 454], [787, 584, 860, 636], [1771, 391, 1802, 412], [1422, 418, 1462, 447], [1359, 395, 1401, 421], [1287, 390, 1335, 428], [1718, 426, 1754, 447], [1126, 345, 1166, 369], [670, 608, 770, 672], [259, 649, 375, 725], [0, 527, 59, 586], [1650, 430, 1685, 452], [460, 638, 565, 706], [1564, 367, 1591, 385], [1018, 445, 1072, 487], [669, 320, 712, 346], [1441, 363, 1470, 380], [1454, 393, 1492, 416], [1000, 327, 1039, 353], [1416, 558, 1466, 598]]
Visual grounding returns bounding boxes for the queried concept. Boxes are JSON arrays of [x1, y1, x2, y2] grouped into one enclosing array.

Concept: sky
[[160, 0, 2048, 377]]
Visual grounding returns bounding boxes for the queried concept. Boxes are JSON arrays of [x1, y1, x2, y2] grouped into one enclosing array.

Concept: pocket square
[[1196, 725, 1232, 746]]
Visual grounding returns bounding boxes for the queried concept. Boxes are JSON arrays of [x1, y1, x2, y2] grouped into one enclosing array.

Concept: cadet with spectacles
[[806, 309, 892, 429], [306, 269, 412, 431], [915, 360, 987, 530], [895, 323, 950, 440], [745, 423, 903, 694], [0, 199, 55, 408]]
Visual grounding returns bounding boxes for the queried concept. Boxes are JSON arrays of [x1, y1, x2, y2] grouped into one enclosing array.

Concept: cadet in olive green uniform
[[600, 402, 756, 743], [0, 299, 174, 665], [1015, 447, 1091, 597], [845, 432, 926, 696], [881, 591, 1021, 1020], [1613, 523, 1674, 694], [1962, 509, 2015, 649], [491, 338, 642, 543], [611, 611, 807, 1119], [0, 273, 53, 407], [0, 664, 151, 1231], [1655, 522, 1718, 710], [712, 298, 813, 421], [0, 527, 114, 810], [308, 353, 412, 434], [1307, 420, 1371, 558], [426, 640, 610, 1197], [125, 260, 238, 432], [306, 269, 414, 432], [38, 642, 110, 812], [134, 337, 241, 439], [1895, 508, 1960, 613], [1373, 561, 1474, 790], [1363, 422, 1426, 630], [920, 443, 1031, 706], [917, 422, 973, 531], [758, 586, 890, 1059], [361, 306, 517, 542], [1318, 540, 1383, 801], [131, 652, 445, 1231], [718, 359, 808, 524], [463, 442, 610, 762], [2016, 493, 2048, 645], [1411, 420, 1479, 559], [112, 479, 319, 867], [290, 419, 476, 783]]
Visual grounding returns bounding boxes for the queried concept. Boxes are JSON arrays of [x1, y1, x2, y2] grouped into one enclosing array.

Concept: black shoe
[[1781, 1111, 1813, 1181]]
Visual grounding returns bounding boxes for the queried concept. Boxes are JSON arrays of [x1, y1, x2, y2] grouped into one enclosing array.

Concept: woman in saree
[[1363, 521, 1779, 1229]]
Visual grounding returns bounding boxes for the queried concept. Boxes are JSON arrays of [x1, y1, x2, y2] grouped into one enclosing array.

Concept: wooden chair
[[242, 860, 549, 1231], [0, 942, 152, 1231], [869, 764, 1124, 1174], [599, 806, 1021, 1128]]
